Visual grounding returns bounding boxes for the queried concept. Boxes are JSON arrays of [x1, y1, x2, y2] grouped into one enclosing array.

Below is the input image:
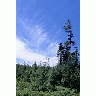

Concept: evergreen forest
[[16, 19, 80, 96]]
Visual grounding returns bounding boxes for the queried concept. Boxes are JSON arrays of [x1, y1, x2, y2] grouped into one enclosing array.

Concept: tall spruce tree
[[62, 19, 75, 52], [62, 19, 75, 62], [56, 19, 80, 89], [57, 19, 76, 64]]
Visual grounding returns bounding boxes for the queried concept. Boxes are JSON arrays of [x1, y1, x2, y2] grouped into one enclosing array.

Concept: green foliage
[[16, 61, 80, 95], [16, 85, 80, 96]]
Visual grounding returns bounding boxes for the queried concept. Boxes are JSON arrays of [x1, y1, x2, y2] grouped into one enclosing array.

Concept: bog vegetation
[[16, 19, 80, 96]]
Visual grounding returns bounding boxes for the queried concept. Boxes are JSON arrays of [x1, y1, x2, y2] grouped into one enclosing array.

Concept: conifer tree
[[62, 19, 75, 62], [57, 19, 76, 63], [62, 19, 75, 53]]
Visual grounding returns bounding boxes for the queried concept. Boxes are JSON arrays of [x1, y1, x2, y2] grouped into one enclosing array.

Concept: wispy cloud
[[18, 19, 50, 49], [16, 38, 46, 64]]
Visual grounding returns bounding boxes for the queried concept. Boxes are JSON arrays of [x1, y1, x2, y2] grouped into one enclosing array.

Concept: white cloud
[[16, 38, 58, 66], [16, 38, 46, 65]]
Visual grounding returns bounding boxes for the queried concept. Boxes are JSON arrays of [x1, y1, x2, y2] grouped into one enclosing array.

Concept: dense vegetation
[[16, 19, 80, 96]]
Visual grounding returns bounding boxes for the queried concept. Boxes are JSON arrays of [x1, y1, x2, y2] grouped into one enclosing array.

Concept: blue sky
[[16, 0, 80, 66]]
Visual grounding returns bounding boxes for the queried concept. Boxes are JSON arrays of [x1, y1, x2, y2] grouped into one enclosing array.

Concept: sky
[[16, 0, 80, 67]]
